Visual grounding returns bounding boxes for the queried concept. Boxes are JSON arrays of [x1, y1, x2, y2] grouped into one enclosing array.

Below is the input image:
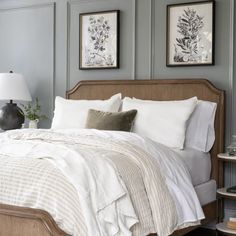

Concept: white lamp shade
[[0, 73, 32, 101]]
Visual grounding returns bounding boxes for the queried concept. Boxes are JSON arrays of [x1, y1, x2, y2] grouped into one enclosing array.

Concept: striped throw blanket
[[0, 129, 203, 236]]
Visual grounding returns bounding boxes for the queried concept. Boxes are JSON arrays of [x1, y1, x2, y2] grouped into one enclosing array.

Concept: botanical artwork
[[174, 8, 204, 62], [167, 1, 214, 66], [80, 10, 119, 69]]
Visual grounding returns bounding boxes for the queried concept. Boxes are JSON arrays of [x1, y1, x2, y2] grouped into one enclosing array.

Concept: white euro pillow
[[51, 93, 122, 129], [185, 100, 217, 152], [122, 97, 198, 149]]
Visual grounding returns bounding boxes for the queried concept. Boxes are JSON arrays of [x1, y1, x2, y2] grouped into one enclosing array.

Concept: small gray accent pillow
[[86, 109, 137, 132]]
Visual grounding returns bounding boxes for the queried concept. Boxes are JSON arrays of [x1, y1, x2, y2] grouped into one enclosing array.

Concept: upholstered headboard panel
[[66, 79, 225, 187]]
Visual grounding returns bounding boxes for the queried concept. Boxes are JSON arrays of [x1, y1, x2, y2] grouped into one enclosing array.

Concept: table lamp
[[0, 72, 32, 130]]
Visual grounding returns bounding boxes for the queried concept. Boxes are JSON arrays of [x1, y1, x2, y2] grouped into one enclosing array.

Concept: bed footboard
[[0, 201, 216, 236], [0, 203, 69, 236]]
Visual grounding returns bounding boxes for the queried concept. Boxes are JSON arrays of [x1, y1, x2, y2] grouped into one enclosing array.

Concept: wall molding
[[229, 0, 234, 143], [66, 0, 137, 86], [52, 2, 56, 109], [0, 2, 55, 12], [150, 0, 155, 79], [228, 0, 235, 187], [131, 0, 136, 80], [66, 1, 71, 91], [0, 2, 56, 114]]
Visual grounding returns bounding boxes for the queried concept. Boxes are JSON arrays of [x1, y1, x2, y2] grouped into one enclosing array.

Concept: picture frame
[[79, 10, 120, 70], [166, 1, 215, 67]]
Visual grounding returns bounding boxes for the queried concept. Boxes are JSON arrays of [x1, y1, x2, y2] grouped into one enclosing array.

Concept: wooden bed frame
[[0, 79, 224, 236]]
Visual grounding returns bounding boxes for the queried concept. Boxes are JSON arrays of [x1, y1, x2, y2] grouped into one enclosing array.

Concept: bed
[[0, 79, 224, 236]]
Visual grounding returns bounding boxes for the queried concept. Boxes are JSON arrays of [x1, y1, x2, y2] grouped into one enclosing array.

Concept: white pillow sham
[[122, 97, 198, 149], [51, 93, 122, 129], [185, 100, 217, 152]]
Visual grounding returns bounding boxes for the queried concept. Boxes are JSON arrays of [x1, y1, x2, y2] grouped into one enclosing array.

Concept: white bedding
[[0, 129, 204, 236], [195, 180, 216, 206], [174, 148, 211, 186]]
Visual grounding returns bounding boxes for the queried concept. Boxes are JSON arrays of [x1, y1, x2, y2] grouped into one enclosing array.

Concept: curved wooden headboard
[[66, 79, 225, 187]]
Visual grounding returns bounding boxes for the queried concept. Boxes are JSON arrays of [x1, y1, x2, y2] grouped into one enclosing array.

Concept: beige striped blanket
[[0, 129, 203, 236]]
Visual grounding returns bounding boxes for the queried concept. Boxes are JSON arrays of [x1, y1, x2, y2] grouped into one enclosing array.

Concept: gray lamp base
[[0, 103, 25, 130]]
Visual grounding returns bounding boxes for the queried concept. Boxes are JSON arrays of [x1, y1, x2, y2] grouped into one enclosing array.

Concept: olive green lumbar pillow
[[86, 109, 137, 132]]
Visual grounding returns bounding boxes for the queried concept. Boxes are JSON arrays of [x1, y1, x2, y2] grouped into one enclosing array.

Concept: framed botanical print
[[166, 1, 215, 66], [79, 10, 120, 69]]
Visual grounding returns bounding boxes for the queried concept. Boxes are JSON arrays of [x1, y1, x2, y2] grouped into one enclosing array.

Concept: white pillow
[[122, 97, 198, 149], [51, 93, 122, 129], [185, 100, 217, 152]]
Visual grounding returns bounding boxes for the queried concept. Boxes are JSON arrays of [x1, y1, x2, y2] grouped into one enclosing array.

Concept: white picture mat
[[80, 11, 118, 68], [168, 2, 213, 65]]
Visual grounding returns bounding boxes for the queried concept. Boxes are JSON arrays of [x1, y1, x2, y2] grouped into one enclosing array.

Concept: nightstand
[[216, 153, 236, 235]]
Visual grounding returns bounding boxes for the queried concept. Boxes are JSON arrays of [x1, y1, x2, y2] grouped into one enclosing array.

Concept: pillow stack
[[51, 93, 217, 152]]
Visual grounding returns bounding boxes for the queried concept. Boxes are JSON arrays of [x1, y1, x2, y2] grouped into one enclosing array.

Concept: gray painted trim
[[70, 0, 96, 3], [229, 0, 234, 186], [52, 2, 56, 110], [67, 0, 137, 83], [66, 1, 71, 91], [0, 2, 56, 112], [0, 2, 54, 12], [150, 0, 155, 79], [132, 0, 136, 80], [229, 0, 234, 143]]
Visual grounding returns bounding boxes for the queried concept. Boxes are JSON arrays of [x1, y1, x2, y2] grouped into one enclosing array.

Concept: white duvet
[[0, 129, 204, 236]]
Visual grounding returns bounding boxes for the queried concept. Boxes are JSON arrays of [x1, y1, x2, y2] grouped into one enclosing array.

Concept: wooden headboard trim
[[66, 79, 225, 187], [67, 79, 223, 98]]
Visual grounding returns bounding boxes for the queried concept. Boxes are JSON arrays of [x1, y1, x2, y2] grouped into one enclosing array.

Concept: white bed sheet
[[194, 180, 216, 206], [174, 148, 211, 186]]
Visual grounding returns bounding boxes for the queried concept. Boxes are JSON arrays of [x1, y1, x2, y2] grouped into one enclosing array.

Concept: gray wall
[[0, 0, 235, 219]]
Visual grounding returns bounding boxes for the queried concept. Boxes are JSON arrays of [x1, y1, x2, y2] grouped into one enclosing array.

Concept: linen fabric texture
[[0, 129, 204, 236], [86, 109, 137, 132], [122, 96, 198, 149], [185, 100, 217, 152], [51, 93, 122, 129]]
